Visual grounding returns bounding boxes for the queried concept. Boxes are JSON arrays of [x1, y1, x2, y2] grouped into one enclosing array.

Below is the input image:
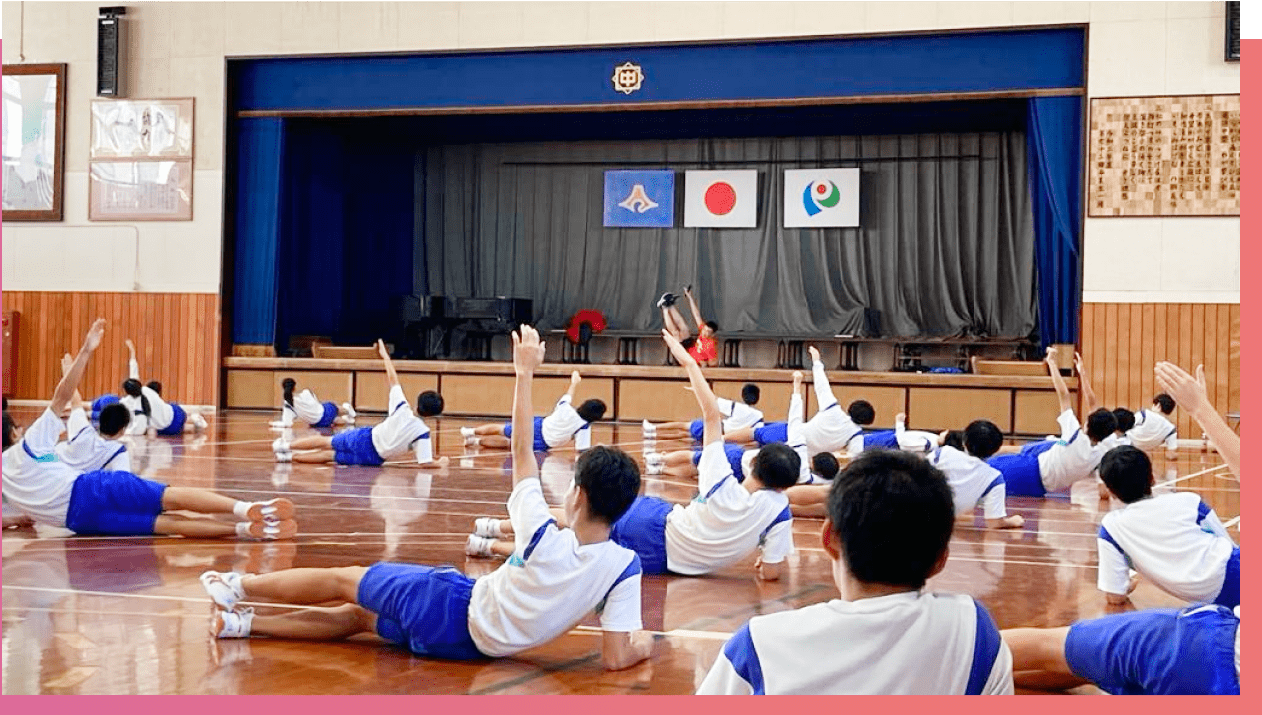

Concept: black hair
[[1085, 408, 1118, 443], [573, 445, 641, 525], [751, 442, 801, 490], [942, 430, 965, 451], [1113, 407, 1135, 433], [122, 379, 151, 418], [3, 411, 16, 450], [416, 390, 444, 417], [812, 451, 840, 481], [577, 398, 607, 423], [98, 403, 132, 438], [740, 383, 761, 406], [1153, 393, 1176, 415], [704, 320, 719, 333], [963, 420, 1004, 460], [146, 381, 163, 396], [826, 450, 955, 589], [1099, 445, 1154, 504], [680, 337, 697, 351], [847, 400, 876, 426], [282, 378, 297, 407]]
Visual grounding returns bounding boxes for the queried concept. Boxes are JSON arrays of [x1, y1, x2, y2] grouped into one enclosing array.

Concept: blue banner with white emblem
[[603, 170, 675, 227]]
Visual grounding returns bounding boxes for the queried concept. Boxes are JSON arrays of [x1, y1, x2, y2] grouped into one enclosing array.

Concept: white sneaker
[[192, 413, 209, 430], [342, 402, 357, 420], [466, 534, 495, 558], [245, 498, 295, 522], [460, 427, 475, 438], [275, 451, 292, 463], [644, 451, 664, 465], [200, 570, 247, 610], [212, 608, 255, 639], [646, 463, 664, 476], [641, 419, 656, 436], [473, 517, 504, 539], [271, 437, 290, 453]]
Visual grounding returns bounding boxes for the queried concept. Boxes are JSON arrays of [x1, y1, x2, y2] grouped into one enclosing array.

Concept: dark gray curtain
[[417, 132, 1036, 338]]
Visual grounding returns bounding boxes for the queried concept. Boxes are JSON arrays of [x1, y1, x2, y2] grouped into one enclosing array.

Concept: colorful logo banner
[[683, 170, 758, 228], [782, 168, 860, 227], [603, 170, 675, 227]]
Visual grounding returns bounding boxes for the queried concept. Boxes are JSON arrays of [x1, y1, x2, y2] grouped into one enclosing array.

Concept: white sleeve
[[897, 429, 939, 453], [60, 409, 98, 465], [811, 360, 838, 412], [1096, 531, 1132, 595], [23, 409, 66, 457], [129, 358, 140, 380], [786, 393, 804, 435], [1056, 410, 1080, 442], [387, 384, 409, 414], [412, 433, 433, 464], [574, 424, 592, 451], [1199, 503, 1232, 540], [983, 642, 1016, 695], [981, 481, 1008, 520], [506, 479, 555, 552], [759, 512, 794, 564], [696, 625, 759, 695], [1164, 428, 1179, 451], [697, 441, 734, 495], [597, 566, 643, 632], [715, 397, 735, 419], [104, 446, 131, 473]]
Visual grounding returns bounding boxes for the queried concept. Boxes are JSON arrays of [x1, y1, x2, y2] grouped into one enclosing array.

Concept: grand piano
[[396, 295, 532, 360]]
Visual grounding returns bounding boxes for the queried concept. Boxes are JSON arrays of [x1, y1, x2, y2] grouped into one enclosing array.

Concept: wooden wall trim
[[2, 291, 221, 405]]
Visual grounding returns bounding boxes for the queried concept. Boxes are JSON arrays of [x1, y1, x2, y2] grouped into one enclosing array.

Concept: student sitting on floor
[[697, 449, 1013, 694], [3, 320, 296, 539], [987, 348, 1115, 497], [271, 378, 357, 429], [272, 340, 447, 467], [1095, 445, 1239, 608], [119, 339, 209, 436], [201, 325, 654, 671], [641, 383, 763, 441], [469, 330, 798, 581], [460, 371, 603, 452]]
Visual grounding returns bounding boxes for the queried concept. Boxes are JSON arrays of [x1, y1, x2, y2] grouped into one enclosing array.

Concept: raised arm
[[377, 340, 400, 389], [565, 370, 581, 402], [511, 326, 547, 485], [61, 353, 84, 407], [1156, 362, 1239, 478], [1045, 347, 1073, 415], [125, 338, 140, 380], [807, 345, 839, 412], [683, 286, 705, 331], [52, 320, 107, 415], [663, 330, 721, 444], [1074, 352, 1099, 413]]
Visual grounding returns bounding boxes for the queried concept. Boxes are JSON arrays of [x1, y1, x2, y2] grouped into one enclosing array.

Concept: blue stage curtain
[[231, 118, 285, 346], [1026, 97, 1082, 348]]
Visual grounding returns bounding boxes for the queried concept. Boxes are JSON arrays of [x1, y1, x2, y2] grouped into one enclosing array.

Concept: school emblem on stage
[[604, 170, 674, 227], [612, 62, 645, 95], [783, 168, 861, 228]]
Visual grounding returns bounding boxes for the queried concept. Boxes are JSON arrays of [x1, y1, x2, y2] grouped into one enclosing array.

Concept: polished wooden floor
[[1, 408, 1240, 694]]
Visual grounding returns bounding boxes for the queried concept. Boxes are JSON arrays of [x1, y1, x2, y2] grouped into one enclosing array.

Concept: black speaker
[[1226, 1, 1240, 62], [97, 7, 127, 97]]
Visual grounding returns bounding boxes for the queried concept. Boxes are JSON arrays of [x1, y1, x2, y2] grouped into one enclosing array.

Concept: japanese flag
[[684, 170, 759, 228]]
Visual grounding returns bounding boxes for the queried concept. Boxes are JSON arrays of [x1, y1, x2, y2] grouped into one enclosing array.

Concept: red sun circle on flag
[[703, 181, 737, 215]]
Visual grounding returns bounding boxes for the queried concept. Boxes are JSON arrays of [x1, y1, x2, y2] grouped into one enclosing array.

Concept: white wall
[[1, 1, 1239, 303]]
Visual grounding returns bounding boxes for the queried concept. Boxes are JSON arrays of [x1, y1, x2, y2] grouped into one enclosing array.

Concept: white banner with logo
[[782, 168, 860, 228], [683, 170, 758, 227]]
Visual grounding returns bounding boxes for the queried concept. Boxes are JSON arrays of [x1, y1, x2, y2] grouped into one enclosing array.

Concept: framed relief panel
[[90, 98, 194, 159], [2, 63, 67, 221], [88, 160, 193, 221]]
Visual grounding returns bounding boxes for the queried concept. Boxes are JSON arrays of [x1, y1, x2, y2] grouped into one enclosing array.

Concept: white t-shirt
[[293, 389, 329, 425], [541, 395, 592, 450], [697, 590, 1013, 695], [1037, 410, 1107, 492], [1097, 492, 1236, 602], [1100, 433, 1131, 450], [1, 409, 80, 527], [799, 360, 862, 456], [930, 446, 1007, 519], [717, 397, 764, 432], [1127, 408, 1178, 451], [370, 385, 434, 463], [55, 408, 131, 474], [466, 479, 642, 657], [664, 441, 795, 575]]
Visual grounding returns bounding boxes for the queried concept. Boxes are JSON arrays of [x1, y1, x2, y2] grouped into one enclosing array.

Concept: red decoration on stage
[[566, 309, 608, 344]]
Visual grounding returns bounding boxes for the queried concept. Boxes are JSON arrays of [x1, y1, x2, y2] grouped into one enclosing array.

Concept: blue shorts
[[1214, 546, 1240, 608], [311, 401, 339, 428], [1065, 605, 1240, 695], [65, 470, 168, 536], [357, 562, 484, 660], [753, 422, 788, 446], [693, 443, 747, 482], [91, 394, 120, 421], [332, 427, 385, 466], [689, 419, 705, 442], [988, 440, 1055, 497], [864, 430, 899, 450], [156, 403, 187, 436], [503, 416, 549, 452], [610, 496, 672, 575]]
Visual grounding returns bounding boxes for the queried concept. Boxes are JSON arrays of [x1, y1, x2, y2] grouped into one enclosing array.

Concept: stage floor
[[1, 408, 1239, 694]]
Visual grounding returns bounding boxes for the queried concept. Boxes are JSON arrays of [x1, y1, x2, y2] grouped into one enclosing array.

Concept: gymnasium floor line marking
[[1153, 463, 1229, 488], [1223, 516, 1241, 528]]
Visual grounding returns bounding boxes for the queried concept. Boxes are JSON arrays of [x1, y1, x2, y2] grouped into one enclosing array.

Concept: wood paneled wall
[[2, 292, 220, 405], [1080, 303, 1239, 439]]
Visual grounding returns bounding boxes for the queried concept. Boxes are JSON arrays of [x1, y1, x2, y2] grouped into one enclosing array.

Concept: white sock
[[461, 427, 475, 438], [235, 522, 253, 538], [342, 402, 357, 419], [646, 463, 664, 475], [232, 501, 251, 519]]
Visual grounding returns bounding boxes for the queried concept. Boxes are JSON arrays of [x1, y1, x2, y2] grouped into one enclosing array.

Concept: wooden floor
[[1, 407, 1240, 695]]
